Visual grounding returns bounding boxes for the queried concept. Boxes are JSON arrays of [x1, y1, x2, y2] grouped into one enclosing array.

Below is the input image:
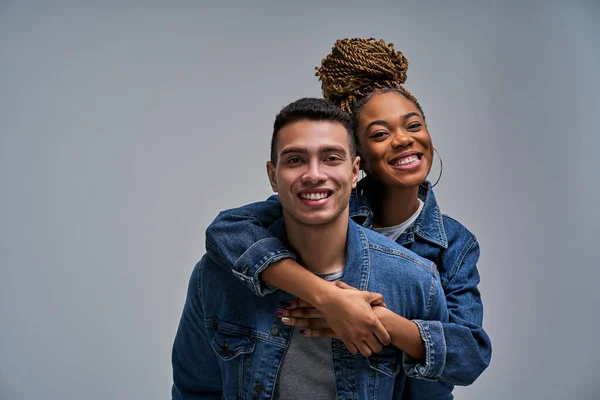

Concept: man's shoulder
[[197, 253, 285, 308], [197, 253, 245, 288], [354, 223, 438, 277]]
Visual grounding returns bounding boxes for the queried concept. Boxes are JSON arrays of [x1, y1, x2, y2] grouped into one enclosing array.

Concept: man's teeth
[[300, 192, 329, 200], [392, 155, 420, 166]]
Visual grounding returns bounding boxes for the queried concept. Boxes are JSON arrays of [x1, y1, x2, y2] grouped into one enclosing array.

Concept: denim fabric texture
[[173, 220, 448, 399], [204, 180, 492, 397]]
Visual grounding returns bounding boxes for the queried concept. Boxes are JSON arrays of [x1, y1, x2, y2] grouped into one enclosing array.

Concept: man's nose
[[301, 160, 328, 184]]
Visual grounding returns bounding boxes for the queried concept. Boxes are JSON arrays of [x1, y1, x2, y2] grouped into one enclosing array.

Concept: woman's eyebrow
[[365, 112, 422, 130]]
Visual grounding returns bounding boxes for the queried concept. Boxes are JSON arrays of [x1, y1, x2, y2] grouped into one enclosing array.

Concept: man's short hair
[[270, 97, 356, 164]]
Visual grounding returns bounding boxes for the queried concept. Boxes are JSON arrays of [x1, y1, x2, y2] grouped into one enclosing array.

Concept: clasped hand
[[275, 281, 390, 357]]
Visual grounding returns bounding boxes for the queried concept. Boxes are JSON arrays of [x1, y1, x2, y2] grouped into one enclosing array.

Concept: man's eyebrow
[[279, 145, 348, 156], [365, 112, 422, 130], [280, 147, 308, 157], [319, 145, 348, 155]]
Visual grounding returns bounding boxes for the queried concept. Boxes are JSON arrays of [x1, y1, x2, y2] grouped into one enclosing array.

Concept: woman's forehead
[[361, 91, 422, 122]]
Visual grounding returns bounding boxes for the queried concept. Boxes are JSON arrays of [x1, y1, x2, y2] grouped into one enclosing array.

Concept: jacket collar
[[349, 178, 448, 249]]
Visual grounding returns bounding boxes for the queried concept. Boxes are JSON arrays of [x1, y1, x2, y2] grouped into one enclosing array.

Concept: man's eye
[[325, 156, 342, 162], [287, 157, 302, 164]]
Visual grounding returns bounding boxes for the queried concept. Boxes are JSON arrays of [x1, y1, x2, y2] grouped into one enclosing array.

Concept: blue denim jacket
[[204, 182, 491, 395], [173, 219, 448, 399], [350, 182, 492, 397]]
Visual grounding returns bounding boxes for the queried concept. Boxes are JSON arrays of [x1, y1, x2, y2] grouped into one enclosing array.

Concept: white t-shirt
[[373, 199, 424, 242]]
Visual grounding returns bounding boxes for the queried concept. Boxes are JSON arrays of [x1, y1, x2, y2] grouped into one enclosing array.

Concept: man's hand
[[276, 281, 390, 357]]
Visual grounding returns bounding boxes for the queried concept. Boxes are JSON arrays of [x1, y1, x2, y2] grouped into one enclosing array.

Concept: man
[[171, 98, 448, 399]]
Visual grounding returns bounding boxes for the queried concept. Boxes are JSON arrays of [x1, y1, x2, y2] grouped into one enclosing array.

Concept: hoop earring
[[421, 148, 443, 189]]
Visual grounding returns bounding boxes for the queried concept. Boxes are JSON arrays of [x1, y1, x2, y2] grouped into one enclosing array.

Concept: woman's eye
[[407, 122, 422, 130], [370, 131, 388, 139]]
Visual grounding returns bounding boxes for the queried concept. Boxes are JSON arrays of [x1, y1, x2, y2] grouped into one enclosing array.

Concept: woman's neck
[[373, 184, 421, 228]]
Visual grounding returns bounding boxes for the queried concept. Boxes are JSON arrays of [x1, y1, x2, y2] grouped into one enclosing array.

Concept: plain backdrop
[[1, 1, 599, 399]]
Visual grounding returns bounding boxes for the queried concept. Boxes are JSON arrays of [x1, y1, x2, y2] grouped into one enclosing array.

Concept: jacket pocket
[[206, 322, 257, 398], [367, 348, 402, 377], [209, 330, 256, 361]]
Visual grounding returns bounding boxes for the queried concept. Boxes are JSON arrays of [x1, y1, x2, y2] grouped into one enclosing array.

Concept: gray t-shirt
[[273, 270, 343, 400]]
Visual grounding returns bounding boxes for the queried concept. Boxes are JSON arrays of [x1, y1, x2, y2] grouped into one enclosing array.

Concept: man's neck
[[374, 185, 421, 228], [283, 210, 349, 275]]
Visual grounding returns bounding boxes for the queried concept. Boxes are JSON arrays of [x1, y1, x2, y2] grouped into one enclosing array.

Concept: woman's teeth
[[391, 155, 420, 166]]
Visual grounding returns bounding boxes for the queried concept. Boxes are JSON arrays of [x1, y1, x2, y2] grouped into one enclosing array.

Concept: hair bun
[[316, 38, 409, 109]]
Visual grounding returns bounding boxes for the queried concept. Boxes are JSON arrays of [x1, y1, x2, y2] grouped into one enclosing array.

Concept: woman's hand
[[275, 281, 390, 357]]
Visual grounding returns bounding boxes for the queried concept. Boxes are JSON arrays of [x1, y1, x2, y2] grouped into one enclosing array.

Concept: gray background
[[1, 1, 599, 399]]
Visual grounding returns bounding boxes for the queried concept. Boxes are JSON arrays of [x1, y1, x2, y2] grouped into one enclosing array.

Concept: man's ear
[[351, 156, 360, 189], [266, 161, 278, 192]]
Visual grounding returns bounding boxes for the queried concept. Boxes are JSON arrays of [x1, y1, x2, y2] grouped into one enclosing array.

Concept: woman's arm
[[280, 280, 448, 362], [279, 236, 490, 385], [204, 196, 391, 355], [282, 302, 425, 358], [204, 195, 290, 296], [371, 306, 425, 360]]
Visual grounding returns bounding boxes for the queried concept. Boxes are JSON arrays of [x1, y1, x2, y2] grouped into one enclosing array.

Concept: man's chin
[[293, 211, 335, 226]]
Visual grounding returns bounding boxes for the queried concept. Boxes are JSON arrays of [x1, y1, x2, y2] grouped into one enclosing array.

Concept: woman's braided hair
[[315, 38, 424, 120]]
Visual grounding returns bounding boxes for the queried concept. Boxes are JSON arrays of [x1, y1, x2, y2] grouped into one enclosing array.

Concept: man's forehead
[[276, 120, 350, 153]]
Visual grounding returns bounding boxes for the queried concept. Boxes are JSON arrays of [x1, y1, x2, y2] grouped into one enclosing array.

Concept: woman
[[205, 38, 491, 398]]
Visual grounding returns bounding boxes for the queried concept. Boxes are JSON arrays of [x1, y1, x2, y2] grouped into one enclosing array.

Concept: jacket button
[[254, 383, 263, 392], [221, 340, 230, 356], [271, 327, 280, 336]]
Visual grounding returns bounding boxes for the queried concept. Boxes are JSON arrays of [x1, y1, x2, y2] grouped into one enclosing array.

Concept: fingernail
[[299, 329, 307, 335], [275, 309, 284, 317], [284, 302, 293, 309], [281, 317, 291, 323]]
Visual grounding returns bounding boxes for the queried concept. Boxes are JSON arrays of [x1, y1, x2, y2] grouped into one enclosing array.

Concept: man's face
[[267, 120, 360, 227]]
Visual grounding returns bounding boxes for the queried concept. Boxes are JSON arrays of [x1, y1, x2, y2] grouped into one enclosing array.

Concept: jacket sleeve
[[402, 264, 448, 381], [405, 236, 492, 385], [204, 195, 297, 297], [171, 261, 222, 399]]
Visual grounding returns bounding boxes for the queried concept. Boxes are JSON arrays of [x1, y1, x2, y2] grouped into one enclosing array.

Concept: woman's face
[[357, 91, 433, 189]]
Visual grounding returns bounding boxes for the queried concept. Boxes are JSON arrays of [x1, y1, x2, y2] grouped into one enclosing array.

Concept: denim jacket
[[173, 219, 448, 399], [204, 182, 491, 393]]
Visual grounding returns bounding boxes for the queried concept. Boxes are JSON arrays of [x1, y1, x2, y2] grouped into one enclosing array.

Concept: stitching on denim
[[425, 277, 436, 320], [414, 321, 433, 377], [450, 234, 477, 280], [358, 227, 370, 291], [206, 318, 288, 348], [368, 244, 436, 276]]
